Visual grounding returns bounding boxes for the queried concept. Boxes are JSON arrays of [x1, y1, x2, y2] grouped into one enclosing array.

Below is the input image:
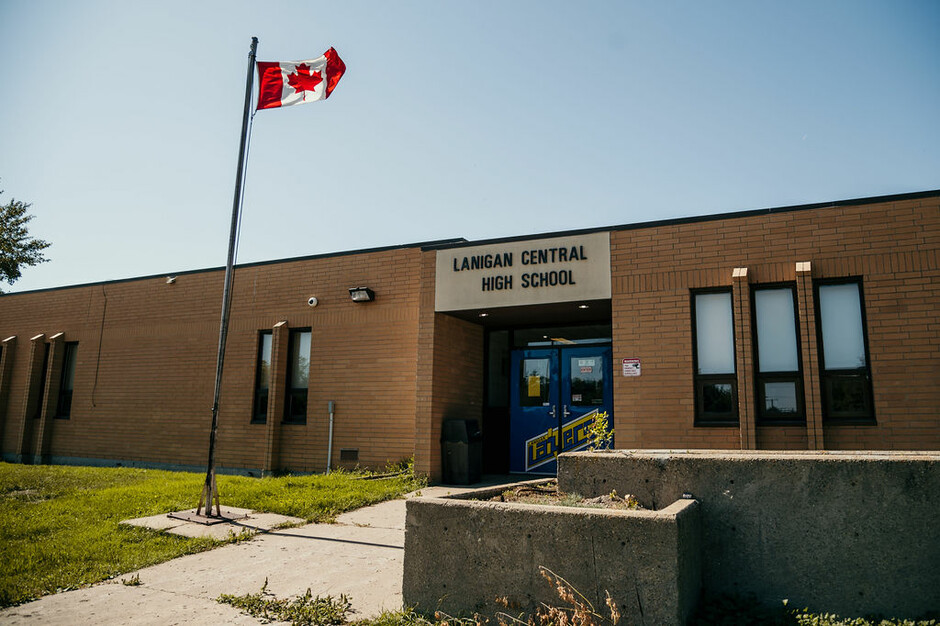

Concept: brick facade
[[1, 191, 937, 479], [0, 245, 425, 474], [609, 194, 940, 451]]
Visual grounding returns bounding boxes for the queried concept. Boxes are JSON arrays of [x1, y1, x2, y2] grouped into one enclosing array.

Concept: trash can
[[441, 419, 482, 485]]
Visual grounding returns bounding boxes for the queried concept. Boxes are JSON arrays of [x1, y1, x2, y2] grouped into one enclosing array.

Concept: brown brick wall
[[414, 250, 484, 480], [0, 246, 424, 472], [1, 193, 937, 474], [610, 196, 940, 450]]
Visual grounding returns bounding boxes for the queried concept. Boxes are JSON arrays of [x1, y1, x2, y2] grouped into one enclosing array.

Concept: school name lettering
[[451, 245, 589, 293], [451, 245, 588, 272]]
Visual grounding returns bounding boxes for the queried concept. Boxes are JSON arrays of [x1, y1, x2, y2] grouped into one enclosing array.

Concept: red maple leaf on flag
[[287, 63, 324, 101]]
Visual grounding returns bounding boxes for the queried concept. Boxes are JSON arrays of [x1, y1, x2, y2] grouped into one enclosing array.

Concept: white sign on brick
[[434, 232, 611, 312]]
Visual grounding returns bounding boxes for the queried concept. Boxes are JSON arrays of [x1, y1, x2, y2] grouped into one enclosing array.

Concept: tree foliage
[[0, 187, 51, 293]]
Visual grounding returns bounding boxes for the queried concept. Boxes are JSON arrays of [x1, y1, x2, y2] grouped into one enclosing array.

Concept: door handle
[[548, 404, 556, 418], [562, 405, 571, 419]]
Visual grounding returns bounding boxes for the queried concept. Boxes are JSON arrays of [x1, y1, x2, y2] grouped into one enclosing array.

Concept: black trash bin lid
[[441, 419, 480, 443]]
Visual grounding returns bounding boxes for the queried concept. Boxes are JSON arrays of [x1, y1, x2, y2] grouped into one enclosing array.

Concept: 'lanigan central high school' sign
[[434, 232, 611, 312]]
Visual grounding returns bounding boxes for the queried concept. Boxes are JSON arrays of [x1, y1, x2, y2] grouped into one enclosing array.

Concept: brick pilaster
[[796, 262, 824, 450], [732, 268, 756, 449], [414, 252, 439, 480], [0, 336, 16, 450], [15, 334, 45, 461], [34, 332, 65, 463]]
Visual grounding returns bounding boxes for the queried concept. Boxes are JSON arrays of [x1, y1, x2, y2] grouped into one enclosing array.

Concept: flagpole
[[198, 36, 258, 517]]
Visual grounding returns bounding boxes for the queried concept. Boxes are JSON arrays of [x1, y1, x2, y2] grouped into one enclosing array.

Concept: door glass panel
[[569, 356, 604, 406], [519, 358, 550, 407]]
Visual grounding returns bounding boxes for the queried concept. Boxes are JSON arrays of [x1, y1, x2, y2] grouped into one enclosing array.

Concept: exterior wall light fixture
[[348, 287, 375, 303]]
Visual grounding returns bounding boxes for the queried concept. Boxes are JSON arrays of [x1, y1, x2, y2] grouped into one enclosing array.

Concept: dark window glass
[[252, 332, 273, 423], [55, 342, 78, 418], [284, 330, 311, 423], [569, 356, 604, 406], [753, 286, 804, 423], [519, 358, 550, 407], [816, 280, 874, 422], [701, 382, 734, 414], [693, 290, 738, 424], [823, 375, 872, 418]]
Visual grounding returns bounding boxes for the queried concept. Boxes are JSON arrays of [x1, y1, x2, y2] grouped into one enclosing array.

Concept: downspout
[[326, 400, 335, 474]]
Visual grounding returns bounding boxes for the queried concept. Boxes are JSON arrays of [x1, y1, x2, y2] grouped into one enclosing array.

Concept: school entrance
[[433, 230, 614, 475], [481, 323, 613, 475], [509, 345, 613, 473]]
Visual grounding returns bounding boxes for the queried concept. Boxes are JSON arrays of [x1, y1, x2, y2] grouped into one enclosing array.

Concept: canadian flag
[[256, 48, 346, 110]]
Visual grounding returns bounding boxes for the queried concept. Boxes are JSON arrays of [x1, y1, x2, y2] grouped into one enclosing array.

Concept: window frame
[[251, 331, 273, 424], [283, 328, 311, 424], [691, 288, 739, 425], [751, 283, 805, 425], [55, 342, 78, 419], [813, 277, 875, 423]]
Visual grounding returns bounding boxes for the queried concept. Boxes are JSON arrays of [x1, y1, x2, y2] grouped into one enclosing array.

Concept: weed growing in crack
[[218, 578, 351, 625]]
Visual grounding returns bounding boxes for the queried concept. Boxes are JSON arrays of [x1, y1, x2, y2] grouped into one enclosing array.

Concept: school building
[[1, 189, 938, 480]]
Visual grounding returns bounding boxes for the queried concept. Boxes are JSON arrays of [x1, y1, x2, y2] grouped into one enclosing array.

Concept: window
[[252, 331, 273, 423], [753, 286, 804, 423], [55, 342, 78, 418], [569, 356, 604, 406], [692, 290, 737, 423], [284, 329, 311, 423], [815, 279, 874, 421], [519, 357, 551, 407]]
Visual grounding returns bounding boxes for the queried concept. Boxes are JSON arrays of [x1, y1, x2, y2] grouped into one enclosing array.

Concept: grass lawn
[[0, 462, 423, 608]]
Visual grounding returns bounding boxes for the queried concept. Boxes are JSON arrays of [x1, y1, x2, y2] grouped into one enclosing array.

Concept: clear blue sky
[[2, 1, 938, 293]]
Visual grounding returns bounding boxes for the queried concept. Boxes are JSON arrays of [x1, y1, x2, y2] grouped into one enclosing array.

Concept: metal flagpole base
[[196, 469, 221, 518], [166, 507, 250, 526]]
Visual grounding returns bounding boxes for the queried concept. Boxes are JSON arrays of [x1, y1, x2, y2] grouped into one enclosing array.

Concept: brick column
[[414, 251, 438, 480], [263, 321, 288, 474], [0, 336, 16, 451], [15, 334, 45, 462], [795, 262, 824, 450], [731, 268, 756, 449], [34, 332, 65, 463]]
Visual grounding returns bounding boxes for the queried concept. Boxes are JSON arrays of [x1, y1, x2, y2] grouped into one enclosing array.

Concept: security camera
[[307, 296, 319, 307]]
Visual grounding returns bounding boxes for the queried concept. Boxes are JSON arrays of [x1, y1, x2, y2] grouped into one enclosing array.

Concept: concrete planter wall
[[559, 450, 940, 618], [403, 481, 701, 624]]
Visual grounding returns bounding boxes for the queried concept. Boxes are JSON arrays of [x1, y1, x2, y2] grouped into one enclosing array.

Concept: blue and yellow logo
[[525, 409, 605, 471]]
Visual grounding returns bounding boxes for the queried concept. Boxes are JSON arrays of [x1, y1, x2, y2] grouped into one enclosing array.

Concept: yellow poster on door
[[527, 375, 541, 397]]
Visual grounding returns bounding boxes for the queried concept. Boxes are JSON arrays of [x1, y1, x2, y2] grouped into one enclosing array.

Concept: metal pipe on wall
[[326, 400, 335, 474]]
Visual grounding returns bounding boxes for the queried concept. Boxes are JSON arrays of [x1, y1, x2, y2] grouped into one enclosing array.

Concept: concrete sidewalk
[[0, 481, 513, 625]]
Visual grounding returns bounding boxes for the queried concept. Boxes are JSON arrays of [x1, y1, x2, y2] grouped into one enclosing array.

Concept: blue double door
[[509, 346, 613, 474]]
